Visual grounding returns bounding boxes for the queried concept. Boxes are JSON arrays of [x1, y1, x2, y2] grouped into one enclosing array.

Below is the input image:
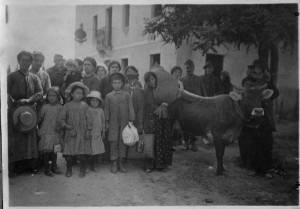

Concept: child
[[58, 82, 92, 178], [86, 91, 105, 171], [38, 87, 63, 177], [104, 72, 135, 173]]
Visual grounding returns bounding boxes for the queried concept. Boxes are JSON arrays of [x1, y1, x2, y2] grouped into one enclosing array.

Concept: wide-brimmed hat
[[13, 106, 38, 133], [87, 90, 103, 102], [109, 72, 125, 83], [203, 60, 214, 69], [248, 60, 265, 71], [65, 82, 89, 98]]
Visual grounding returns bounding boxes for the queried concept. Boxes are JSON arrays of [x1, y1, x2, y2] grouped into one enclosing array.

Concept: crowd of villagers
[[7, 50, 278, 179]]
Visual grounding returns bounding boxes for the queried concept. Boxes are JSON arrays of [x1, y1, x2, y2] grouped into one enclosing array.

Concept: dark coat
[[180, 74, 202, 96], [7, 70, 43, 162], [199, 74, 220, 97]]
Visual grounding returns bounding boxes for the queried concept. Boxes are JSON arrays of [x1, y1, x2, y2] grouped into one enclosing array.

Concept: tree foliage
[[144, 4, 298, 55]]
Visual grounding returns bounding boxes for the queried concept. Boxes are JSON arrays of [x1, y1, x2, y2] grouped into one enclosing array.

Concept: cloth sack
[[122, 122, 139, 146]]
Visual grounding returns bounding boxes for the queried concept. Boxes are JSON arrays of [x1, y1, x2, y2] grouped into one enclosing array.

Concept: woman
[[219, 71, 233, 95], [143, 72, 173, 172], [170, 66, 184, 90]]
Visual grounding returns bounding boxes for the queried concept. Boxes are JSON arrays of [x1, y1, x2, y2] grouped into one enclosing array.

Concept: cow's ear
[[229, 91, 243, 101], [262, 89, 274, 99]]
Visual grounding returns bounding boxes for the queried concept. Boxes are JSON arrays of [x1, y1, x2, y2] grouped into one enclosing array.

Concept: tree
[[144, 4, 298, 85]]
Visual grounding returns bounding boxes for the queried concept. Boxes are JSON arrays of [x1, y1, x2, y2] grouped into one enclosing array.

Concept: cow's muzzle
[[251, 108, 264, 116]]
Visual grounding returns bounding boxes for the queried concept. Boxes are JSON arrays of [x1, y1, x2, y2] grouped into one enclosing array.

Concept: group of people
[[7, 50, 278, 179]]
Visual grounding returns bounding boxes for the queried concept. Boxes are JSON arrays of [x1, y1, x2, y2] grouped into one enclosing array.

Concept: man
[[46, 54, 63, 76], [180, 59, 202, 151], [199, 60, 220, 97], [49, 58, 66, 88], [30, 51, 51, 95], [7, 51, 43, 177]]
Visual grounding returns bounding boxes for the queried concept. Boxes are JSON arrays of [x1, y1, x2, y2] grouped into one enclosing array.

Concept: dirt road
[[9, 120, 299, 206]]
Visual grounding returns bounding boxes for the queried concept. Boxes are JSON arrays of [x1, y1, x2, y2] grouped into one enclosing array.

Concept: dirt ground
[[8, 120, 299, 206]]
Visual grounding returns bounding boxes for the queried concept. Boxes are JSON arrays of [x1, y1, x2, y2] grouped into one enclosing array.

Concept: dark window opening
[[150, 53, 160, 69], [152, 5, 162, 18], [106, 7, 112, 47], [121, 58, 128, 71], [124, 5, 130, 28]]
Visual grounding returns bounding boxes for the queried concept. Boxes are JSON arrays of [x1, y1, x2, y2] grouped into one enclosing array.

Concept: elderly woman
[[143, 71, 173, 172], [7, 51, 43, 177]]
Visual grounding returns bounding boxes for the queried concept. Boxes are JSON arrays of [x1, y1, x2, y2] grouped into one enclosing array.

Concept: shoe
[[79, 171, 85, 178], [110, 160, 118, 174], [119, 158, 127, 173], [65, 163, 72, 177], [90, 164, 96, 172], [45, 170, 54, 177], [51, 164, 63, 175]]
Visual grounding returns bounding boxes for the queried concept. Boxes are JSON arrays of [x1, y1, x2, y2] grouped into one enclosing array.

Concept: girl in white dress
[[86, 91, 105, 171]]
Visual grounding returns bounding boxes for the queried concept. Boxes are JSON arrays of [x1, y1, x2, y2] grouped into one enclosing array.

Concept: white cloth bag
[[122, 122, 139, 146]]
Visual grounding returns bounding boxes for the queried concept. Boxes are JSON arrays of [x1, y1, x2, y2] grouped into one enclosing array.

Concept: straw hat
[[86, 91, 103, 102], [65, 82, 89, 98], [12, 106, 38, 133]]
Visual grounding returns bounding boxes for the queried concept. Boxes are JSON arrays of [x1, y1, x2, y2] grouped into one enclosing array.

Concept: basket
[[128, 134, 154, 159]]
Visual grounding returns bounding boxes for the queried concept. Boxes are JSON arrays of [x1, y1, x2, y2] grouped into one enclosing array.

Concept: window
[[93, 15, 98, 43], [205, 54, 224, 79], [123, 5, 130, 28], [151, 5, 162, 18], [106, 7, 112, 47], [121, 58, 128, 71], [150, 53, 160, 69]]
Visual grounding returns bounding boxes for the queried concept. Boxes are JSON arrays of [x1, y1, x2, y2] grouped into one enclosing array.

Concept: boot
[[119, 158, 127, 173], [51, 153, 62, 174], [44, 154, 54, 177], [79, 155, 86, 178], [110, 160, 118, 174], [65, 160, 72, 177]]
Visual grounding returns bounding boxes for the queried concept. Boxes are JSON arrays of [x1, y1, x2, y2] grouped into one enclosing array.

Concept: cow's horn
[[180, 90, 203, 102], [233, 85, 245, 93]]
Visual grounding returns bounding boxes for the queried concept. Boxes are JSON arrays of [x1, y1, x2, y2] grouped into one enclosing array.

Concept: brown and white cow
[[168, 84, 274, 175]]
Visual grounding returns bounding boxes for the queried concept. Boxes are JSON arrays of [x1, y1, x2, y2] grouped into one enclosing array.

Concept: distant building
[[75, 5, 298, 120]]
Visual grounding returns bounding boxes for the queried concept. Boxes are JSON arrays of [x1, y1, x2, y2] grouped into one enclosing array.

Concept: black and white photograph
[[1, 1, 299, 208]]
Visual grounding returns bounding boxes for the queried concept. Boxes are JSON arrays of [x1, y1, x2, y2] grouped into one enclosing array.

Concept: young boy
[[104, 72, 135, 173]]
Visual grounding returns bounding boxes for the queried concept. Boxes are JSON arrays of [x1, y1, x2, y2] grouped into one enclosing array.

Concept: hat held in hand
[[13, 106, 38, 133]]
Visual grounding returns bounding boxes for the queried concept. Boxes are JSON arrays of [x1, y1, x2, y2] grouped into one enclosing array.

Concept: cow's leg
[[214, 138, 225, 175]]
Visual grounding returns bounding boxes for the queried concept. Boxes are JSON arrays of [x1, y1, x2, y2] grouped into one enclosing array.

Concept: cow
[[167, 84, 274, 175]]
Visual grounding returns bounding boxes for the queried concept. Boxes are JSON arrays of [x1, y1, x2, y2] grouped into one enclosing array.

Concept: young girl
[[58, 82, 92, 178], [38, 87, 63, 177], [104, 72, 135, 173], [86, 91, 105, 171]]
